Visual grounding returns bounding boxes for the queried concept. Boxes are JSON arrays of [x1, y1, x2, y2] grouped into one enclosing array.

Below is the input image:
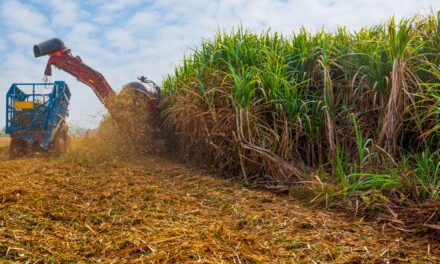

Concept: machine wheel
[[9, 138, 28, 159]]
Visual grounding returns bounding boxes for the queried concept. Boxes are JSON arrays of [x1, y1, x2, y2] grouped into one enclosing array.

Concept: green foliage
[[162, 13, 440, 201], [404, 150, 440, 199]]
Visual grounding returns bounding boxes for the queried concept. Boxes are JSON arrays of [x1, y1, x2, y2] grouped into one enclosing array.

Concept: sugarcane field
[[1, 1, 440, 263]]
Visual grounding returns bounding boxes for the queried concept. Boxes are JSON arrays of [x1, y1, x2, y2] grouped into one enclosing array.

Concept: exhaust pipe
[[33, 38, 66, 57]]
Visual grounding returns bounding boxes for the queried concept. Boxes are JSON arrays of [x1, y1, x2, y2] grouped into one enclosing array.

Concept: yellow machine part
[[13, 101, 34, 109]]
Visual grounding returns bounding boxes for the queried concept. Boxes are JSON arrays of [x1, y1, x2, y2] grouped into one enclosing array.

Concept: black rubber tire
[[9, 138, 28, 159]]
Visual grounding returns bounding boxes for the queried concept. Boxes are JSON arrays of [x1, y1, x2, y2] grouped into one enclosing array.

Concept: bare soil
[[0, 138, 438, 263]]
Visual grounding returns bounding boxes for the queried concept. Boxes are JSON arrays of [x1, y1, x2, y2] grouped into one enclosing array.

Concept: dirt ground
[[0, 138, 438, 263]]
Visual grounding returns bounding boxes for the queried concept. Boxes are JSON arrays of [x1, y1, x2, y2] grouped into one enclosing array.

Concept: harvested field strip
[[0, 142, 438, 263]]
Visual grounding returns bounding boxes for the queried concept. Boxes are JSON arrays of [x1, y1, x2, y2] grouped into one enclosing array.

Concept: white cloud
[[127, 9, 161, 29], [48, 0, 80, 28], [100, 0, 143, 12], [106, 29, 137, 50], [0, 39, 7, 50], [1, 0, 54, 37], [93, 0, 144, 25], [68, 22, 98, 38]]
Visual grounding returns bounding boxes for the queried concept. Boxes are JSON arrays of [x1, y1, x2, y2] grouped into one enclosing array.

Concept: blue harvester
[[5, 81, 71, 158]]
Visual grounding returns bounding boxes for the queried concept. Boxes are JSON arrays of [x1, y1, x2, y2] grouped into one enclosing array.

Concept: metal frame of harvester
[[33, 38, 160, 109], [6, 81, 70, 158]]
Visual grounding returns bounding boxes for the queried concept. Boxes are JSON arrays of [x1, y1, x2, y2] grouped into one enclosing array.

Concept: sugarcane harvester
[[33, 38, 161, 149]]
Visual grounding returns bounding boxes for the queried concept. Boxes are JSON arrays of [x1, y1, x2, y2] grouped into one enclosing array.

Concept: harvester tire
[[9, 138, 28, 159]]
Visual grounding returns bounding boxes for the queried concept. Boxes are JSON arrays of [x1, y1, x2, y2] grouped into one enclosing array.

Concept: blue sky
[[1, 0, 440, 128]]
